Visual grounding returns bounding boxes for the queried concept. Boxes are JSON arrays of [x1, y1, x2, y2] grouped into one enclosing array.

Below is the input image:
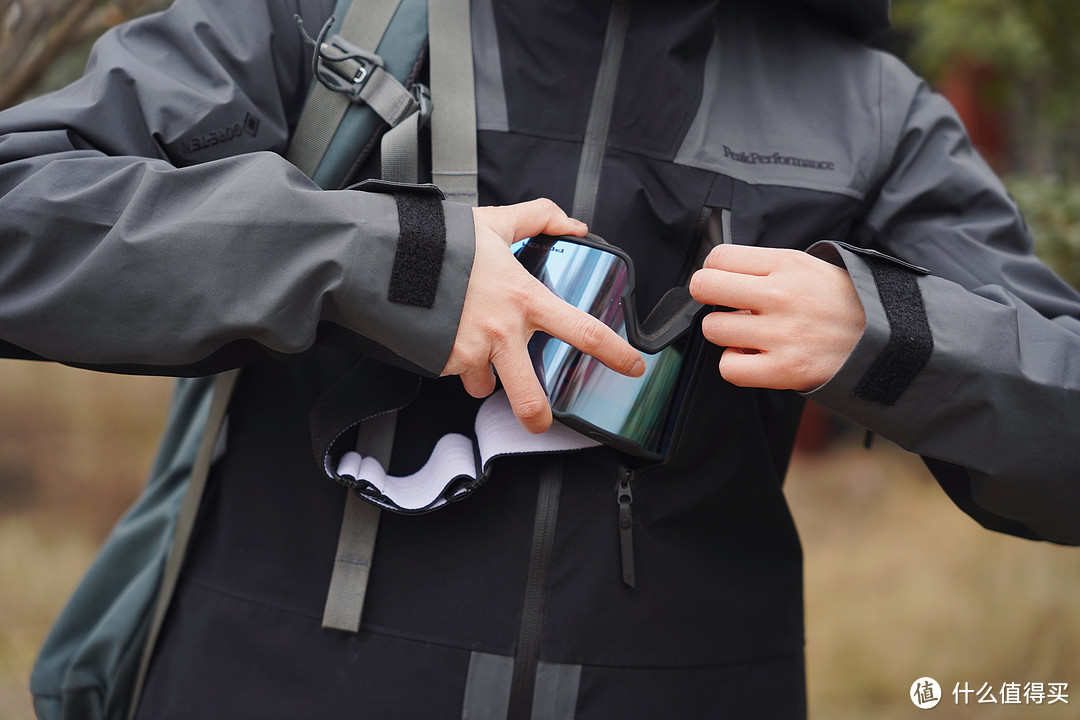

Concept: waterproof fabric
[[2, 0, 1079, 718]]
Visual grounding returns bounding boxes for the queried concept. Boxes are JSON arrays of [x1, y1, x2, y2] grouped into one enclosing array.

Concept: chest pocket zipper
[[617, 466, 636, 588]]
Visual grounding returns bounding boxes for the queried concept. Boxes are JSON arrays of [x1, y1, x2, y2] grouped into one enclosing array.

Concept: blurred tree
[[1007, 176, 1080, 289], [0, 0, 168, 109], [892, 0, 1080, 180]]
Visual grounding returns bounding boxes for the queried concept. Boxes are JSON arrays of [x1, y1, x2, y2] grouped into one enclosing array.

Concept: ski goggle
[[514, 234, 707, 461]]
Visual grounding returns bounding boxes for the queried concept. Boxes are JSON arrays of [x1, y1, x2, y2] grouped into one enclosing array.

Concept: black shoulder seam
[[852, 256, 933, 405]]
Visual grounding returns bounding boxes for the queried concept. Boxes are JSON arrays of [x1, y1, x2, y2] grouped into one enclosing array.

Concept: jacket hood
[[801, 0, 891, 39]]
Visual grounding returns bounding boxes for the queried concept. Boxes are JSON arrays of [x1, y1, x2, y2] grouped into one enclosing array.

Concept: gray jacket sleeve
[[807, 79, 1080, 545], [0, 0, 473, 377]]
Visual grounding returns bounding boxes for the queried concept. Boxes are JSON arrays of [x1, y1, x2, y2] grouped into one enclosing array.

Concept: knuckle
[[761, 283, 791, 308], [515, 396, 548, 422], [532, 197, 560, 216], [705, 244, 731, 268], [575, 315, 603, 352]]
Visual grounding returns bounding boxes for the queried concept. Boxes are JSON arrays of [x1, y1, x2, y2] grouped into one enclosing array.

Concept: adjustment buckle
[[411, 82, 432, 128], [315, 33, 386, 101]]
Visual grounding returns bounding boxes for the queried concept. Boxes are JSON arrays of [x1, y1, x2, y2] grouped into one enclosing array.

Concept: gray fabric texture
[[0, 0, 473, 376]]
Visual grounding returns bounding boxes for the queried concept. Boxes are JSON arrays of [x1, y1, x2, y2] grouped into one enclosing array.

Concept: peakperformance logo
[[722, 144, 835, 171]]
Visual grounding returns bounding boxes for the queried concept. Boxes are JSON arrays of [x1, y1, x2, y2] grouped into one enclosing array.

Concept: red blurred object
[[940, 61, 1005, 171], [794, 401, 837, 454]]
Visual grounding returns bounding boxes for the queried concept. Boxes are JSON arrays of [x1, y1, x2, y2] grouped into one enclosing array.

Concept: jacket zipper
[[616, 465, 636, 588], [507, 458, 563, 720], [615, 327, 712, 589]]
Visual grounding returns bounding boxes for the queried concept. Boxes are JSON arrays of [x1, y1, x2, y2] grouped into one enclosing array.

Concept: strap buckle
[[315, 33, 386, 101], [411, 82, 433, 129], [296, 15, 386, 101]]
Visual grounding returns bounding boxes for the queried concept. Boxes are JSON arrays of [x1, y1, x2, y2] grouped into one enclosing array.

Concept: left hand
[[688, 244, 866, 392]]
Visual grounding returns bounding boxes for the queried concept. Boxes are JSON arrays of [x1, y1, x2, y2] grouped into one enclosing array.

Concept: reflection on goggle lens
[[515, 236, 692, 459]]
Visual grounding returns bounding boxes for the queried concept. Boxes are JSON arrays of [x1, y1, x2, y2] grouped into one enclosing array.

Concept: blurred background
[[0, 0, 1078, 718]]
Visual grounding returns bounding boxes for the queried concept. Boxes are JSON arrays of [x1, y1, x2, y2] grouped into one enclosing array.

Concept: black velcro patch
[[852, 256, 933, 406], [388, 193, 447, 308]]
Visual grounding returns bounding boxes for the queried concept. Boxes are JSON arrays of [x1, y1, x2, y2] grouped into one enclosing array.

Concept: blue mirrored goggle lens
[[515, 238, 686, 458]]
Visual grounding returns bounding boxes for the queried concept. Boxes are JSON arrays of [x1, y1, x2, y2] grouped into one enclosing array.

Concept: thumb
[[475, 198, 587, 245]]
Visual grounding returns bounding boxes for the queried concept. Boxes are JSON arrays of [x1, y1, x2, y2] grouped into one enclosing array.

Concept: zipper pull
[[616, 466, 636, 588]]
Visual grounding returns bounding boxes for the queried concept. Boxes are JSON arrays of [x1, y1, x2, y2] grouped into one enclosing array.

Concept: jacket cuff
[[342, 180, 475, 375], [803, 241, 935, 438]]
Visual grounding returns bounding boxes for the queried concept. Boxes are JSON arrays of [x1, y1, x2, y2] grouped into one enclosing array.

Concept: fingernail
[[632, 358, 646, 375]]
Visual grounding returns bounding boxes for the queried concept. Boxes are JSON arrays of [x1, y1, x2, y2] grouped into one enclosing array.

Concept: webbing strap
[[323, 91, 419, 627], [127, 369, 240, 720], [571, 0, 631, 226], [321, 411, 396, 631], [319, 52, 418, 127], [319, 0, 428, 624], [428, 0, 478, 205], [360, 66, 419, 125], [381, 110, 421, 183], [286, 0, 402, 179]]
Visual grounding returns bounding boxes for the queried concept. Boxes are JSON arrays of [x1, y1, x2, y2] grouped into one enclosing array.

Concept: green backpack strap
[[319, 0, 478, 635], [127, 369, 240, 720], [428, 0, 478, 206], [321, 411, 396, 632], [287, 0, 430, 189]]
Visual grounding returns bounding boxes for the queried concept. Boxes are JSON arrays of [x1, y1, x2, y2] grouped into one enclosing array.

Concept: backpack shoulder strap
[[320, 0, 477, 634], [127, 369, 240, 720], [427, 0, 477, 205], [287, 0, 429, 189]]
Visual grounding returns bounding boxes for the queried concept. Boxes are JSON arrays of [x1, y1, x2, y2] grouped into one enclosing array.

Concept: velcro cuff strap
[[388, 192, 447, 308], [852, 256, 933, 406]]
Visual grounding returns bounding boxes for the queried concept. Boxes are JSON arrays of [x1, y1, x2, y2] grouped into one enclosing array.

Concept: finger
[[717, 346, 780, 389], [702, 243, 799, 275], [689, 267, 773, 311], [528, 290, 645, 377], [478, 198, 588, 246], [458, 364, 497, 399], [507, 198, 589, 240], [491, 344, 553, 433], [700, 309, 769, 351]]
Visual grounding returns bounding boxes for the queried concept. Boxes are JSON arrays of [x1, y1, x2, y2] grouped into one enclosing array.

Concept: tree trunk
[[0, 0, 166, 110]]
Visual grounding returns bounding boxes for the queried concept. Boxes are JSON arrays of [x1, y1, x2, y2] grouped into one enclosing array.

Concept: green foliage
[[892, 0, 1080, 179], [1007, 176, 1080, 290], [893, 0, 1047, 79]]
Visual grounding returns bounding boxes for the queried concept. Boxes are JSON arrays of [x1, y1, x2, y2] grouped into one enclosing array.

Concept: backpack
[[27, 0, 453, 717]]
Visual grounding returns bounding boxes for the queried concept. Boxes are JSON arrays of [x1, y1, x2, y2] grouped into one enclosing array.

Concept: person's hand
[[688, 244, 865, 392], [441, 199, 645, 433]]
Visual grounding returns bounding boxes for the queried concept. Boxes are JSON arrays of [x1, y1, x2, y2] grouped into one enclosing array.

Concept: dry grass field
[[0, 360, 1077, 720]]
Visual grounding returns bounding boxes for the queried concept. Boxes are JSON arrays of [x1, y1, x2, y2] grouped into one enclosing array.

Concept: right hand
[[441, 199, 645, 434]]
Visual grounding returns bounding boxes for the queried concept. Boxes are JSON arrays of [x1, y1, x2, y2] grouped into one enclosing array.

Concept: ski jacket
[[2, 0, 1078, 717]]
